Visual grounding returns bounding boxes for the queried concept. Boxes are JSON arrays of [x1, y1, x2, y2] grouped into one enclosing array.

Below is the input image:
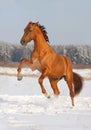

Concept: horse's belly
[[50, 69, 65, 79]]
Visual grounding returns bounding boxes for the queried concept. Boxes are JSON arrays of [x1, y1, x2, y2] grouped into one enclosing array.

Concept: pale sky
[[0, 0, 91, 45]]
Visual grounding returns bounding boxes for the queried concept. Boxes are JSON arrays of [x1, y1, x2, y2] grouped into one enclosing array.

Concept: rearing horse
[[17, 21, 83, 106]]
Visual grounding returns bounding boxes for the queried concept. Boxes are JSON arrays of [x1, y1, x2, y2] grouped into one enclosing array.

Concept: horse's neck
[[34, 35, 50, 53]]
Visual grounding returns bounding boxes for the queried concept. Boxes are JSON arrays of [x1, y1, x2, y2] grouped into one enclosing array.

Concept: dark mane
[[39, 24, 49, 43]]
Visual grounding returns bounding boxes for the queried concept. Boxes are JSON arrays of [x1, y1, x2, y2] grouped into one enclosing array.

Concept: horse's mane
[[39, 24, 49, 43]]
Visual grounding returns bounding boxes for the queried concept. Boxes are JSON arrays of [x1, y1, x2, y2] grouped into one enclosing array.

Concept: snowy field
[[0, 67, 91, 130]]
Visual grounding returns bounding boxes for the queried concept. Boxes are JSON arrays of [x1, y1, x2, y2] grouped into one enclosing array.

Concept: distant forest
[[0, 41, 91, 65]]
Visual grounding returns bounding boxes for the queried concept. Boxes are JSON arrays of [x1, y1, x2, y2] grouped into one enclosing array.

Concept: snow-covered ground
[[0, 67, 91, 130]]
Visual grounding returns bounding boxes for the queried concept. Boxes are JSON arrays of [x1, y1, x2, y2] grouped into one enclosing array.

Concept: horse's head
[[20, 21, 39, 46], [20, 21, 49, 46]]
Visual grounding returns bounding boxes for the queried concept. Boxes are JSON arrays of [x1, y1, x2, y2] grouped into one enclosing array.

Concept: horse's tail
[[73, 72, 83, 96]]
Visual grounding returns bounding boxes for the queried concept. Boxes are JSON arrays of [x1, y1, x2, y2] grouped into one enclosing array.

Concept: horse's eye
[[29, 30, 32, 32]]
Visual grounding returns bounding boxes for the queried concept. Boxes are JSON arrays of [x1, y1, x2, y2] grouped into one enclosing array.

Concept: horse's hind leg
[[17, 58, 35, 80], [66, 78, 74, 106]]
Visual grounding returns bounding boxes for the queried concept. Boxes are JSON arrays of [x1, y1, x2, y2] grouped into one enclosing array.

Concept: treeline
[[0, 42, 91, 65], [52, 45, 91, 64]]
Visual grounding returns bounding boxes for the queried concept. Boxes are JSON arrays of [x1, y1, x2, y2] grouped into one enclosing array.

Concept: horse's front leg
[[17, 58, 35, 80]]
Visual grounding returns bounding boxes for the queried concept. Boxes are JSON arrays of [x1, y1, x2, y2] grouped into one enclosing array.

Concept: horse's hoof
[[47, 95, 51, 99], [17, 75, 23, 81], [45, 93, 51, 99]]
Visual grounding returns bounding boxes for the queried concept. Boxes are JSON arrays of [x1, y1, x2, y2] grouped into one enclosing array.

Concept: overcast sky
[[0, 0, 91, 45]]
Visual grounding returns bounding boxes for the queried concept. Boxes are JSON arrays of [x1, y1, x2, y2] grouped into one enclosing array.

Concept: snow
[[0, 67, 91, 130]]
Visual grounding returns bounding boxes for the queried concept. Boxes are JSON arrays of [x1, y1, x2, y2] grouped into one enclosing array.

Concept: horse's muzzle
[[20, 40, 27, 46]]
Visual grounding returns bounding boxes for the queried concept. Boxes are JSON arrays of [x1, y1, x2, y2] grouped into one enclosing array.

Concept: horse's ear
[[29, 21, 32, 24], [35, 21, 39, 26]]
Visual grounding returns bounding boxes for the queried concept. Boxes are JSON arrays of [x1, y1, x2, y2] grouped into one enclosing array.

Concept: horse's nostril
[[23, 41, 25, 43]]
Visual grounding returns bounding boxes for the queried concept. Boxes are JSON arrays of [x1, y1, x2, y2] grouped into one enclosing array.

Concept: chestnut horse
[[17, 21, 83, 106]]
